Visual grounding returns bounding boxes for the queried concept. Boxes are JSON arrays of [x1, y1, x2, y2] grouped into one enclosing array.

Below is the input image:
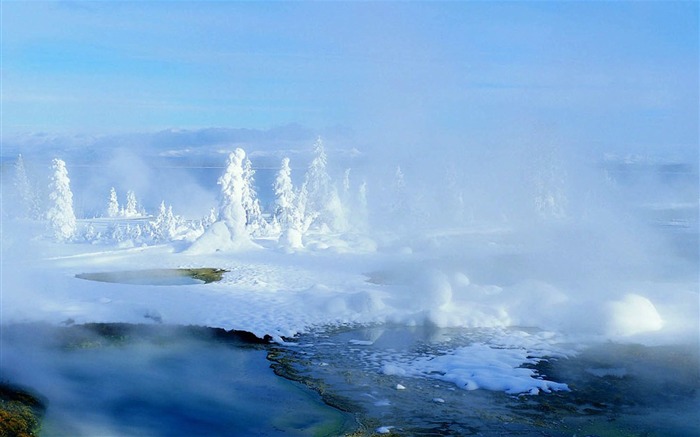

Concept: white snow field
[[1, 142, 698, 399]]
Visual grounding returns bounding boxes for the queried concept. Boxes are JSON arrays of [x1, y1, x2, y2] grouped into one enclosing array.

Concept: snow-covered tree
[[13, 154, 41, 219], [124, 190, 139, 217], [46, 158, 77, 241], [107, 187, 120, 218], [82, 222, 99, 242], [165, 205, 178, 239], [202, 207, 218, 229], [148, 201, 168, 241], [187, 149, 257, 253], [129, 223, 143, 242], [300, 137, 346, 232], [147, 201, 185, 242], [109, 223, 126, 243], [273, 157, 304, 248], [217, 148, 249, 242], [241, 156, 268, 236]]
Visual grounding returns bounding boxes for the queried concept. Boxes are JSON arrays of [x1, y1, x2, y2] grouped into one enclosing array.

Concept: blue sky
[[1, 1, 698, 156]]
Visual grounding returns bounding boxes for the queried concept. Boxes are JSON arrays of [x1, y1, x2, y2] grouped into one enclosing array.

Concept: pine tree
[[149, 201, 168, 242], [83, 222, 99, 242], [13, 154, 41, 219], [202, 207, 218, 229], [217, 148, 249, 242], [107, 187, 120, 218], [274, 157, 303, 248], [124, 190, 139, 217], [165, 205, 177, 239], [129, 223, 143, 242], [46, 158, 77, 241], [241, 156, 267, 235], [300, 137, 346, 232]]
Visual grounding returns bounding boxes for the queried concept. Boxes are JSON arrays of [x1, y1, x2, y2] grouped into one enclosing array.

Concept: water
[[1, 323, 698, 436], [271, 325, 700, 436], [0, 324, 356, 436], [75, 269, 205, 286]]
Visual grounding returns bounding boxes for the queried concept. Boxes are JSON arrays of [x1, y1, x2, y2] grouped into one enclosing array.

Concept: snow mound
[[605, 293, 664, 337], [185, 222, 259, 254]]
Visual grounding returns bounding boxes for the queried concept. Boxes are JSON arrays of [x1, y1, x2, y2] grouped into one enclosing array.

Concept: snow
[[605, 293, 664, 337], [380, 342, 570, 395]]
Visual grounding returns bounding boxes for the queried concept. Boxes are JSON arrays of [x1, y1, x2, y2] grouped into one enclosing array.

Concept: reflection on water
[[0, 324, 355, 437]]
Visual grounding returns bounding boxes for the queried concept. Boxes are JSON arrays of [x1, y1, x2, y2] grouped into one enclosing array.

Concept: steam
[[1, 127, 696, 344]]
